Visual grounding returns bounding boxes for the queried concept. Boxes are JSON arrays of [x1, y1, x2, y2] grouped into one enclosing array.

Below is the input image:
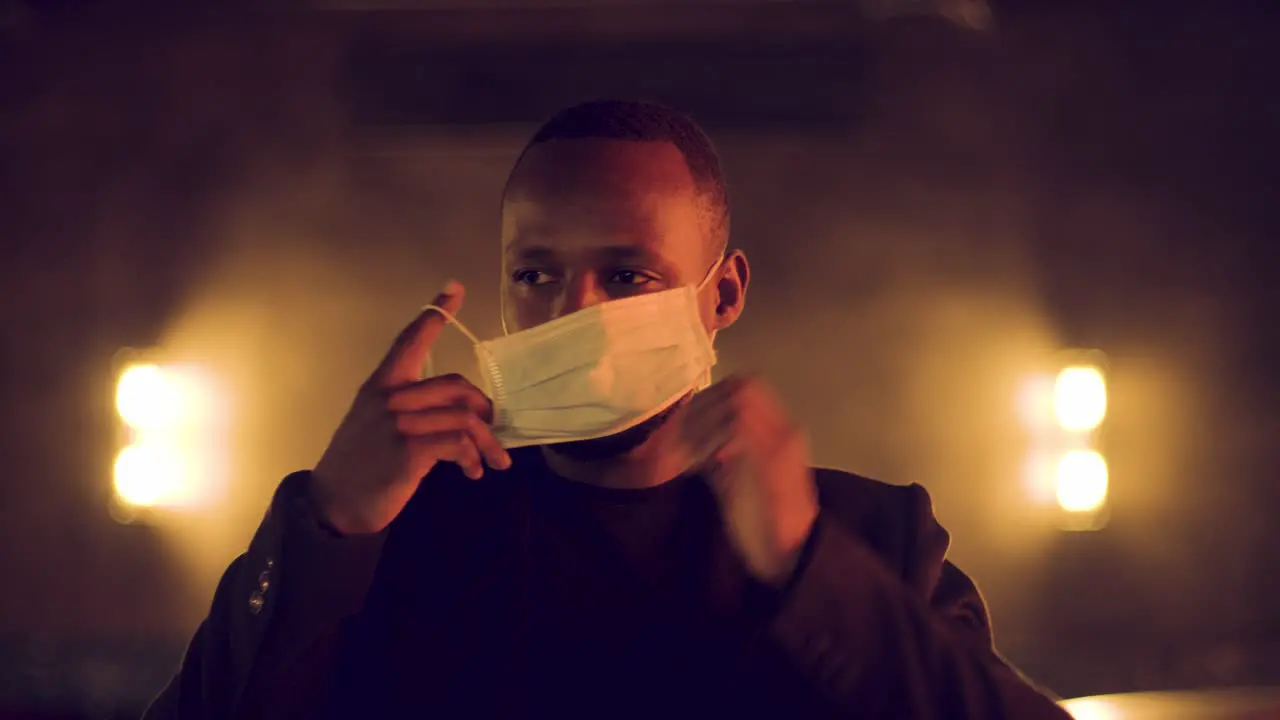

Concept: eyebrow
[[507, 246, 557, 264], [506, 244, 665, 267]]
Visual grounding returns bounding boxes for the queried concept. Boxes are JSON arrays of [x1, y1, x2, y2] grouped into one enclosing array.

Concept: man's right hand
[[310, 280, 512, 535]]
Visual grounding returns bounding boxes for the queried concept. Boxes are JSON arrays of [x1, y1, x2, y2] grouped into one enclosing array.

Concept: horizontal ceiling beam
[[342, 3, 879, 44], [343, 38, 873, 132]]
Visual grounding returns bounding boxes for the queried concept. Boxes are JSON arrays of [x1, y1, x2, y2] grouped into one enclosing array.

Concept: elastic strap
[[421, 304, 483, 346]]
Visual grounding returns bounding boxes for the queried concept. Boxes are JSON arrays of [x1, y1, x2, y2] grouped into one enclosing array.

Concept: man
[[145, 100, 1071, 718]]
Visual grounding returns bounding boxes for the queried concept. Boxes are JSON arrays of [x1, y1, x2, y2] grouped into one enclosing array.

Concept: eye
[[512, 269, 555, 286], [607, 269, 658, 286]]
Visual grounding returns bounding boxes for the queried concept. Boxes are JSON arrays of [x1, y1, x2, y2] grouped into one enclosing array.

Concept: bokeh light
[[1054, 365, 1107, 432], [1055, 449, 1109, 513], [111, 362, 227, 511], [116, 364, 185, 430], [112, 442, 190, 508], [1059, 696, 1123, 720]]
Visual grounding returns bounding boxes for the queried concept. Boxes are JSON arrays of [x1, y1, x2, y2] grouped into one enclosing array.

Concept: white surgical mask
[[426, 257, 723, 449]]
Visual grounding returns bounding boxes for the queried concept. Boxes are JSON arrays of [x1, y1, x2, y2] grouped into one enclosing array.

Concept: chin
[[545, 402, 682, 462]]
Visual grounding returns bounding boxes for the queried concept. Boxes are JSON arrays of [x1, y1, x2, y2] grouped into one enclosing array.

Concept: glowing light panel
[[113, 442, 190, 508], [112, 361, 226, 512], [116, 364, 184, 429], [1055, 450, 1109, 513], [1054, 365, 1107, 432]]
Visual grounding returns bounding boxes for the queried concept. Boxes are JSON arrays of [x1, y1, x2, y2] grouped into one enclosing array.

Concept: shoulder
[[810, 467, 951, 591], [811, 466, 927, 519], [811, 467, 948, 548], [809, 468, 993, 643]]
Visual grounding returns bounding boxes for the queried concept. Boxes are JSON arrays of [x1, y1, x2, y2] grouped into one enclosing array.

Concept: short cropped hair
[[509, 99, 730, 250]]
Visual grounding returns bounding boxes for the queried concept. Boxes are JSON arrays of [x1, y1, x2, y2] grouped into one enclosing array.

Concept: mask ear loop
[[694, 248, 728, 391], [419, 304, 484, 379], [500, 264, 512, 337], [696, 249, 728, 293]]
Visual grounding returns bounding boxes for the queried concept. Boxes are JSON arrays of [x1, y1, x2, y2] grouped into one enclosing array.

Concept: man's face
[[500, 138, 747, 459], [501, 138, 727, 332]]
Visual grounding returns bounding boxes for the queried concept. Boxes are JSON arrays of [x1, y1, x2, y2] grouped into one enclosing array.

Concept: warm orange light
[[116, 364, 184, 429], [113, 442, 189, 508], [1055, 450, 1109, 513], [1060, 696, 1123, 720], [1054, 365, 1107, 432], [112, 361, 226, 512]]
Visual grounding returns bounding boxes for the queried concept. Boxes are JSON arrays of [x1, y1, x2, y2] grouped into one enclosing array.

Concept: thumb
[[372, 280, 465, 387]]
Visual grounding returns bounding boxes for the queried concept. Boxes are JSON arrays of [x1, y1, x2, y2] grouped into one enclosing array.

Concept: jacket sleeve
[[765, 482, 1071, 718], [142, 471, 387, 720]]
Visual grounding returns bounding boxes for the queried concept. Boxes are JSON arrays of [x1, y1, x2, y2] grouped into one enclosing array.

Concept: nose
[[556, 272, 609, 318]]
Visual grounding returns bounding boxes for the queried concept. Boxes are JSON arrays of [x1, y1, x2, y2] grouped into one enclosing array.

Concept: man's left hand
[[675, 375, 820, 587]]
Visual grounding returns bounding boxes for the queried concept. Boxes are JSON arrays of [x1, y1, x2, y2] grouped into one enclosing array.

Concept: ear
[[712, 249, 749, 331]]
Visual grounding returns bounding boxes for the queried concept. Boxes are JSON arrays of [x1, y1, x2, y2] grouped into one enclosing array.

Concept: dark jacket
[[143, 454, 1071, 719]]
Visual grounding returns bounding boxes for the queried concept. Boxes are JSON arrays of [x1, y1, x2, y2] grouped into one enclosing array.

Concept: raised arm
[[145, 281, 511, 718]]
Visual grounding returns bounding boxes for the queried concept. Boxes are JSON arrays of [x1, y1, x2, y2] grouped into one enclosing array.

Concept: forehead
[[501, 138, 706, 266]]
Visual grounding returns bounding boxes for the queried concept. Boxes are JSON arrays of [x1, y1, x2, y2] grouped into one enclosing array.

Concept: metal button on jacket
[[249, 557, 274, 614]]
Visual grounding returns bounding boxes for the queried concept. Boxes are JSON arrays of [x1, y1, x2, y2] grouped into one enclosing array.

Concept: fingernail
[[500, 452, 513, 470], [439, 279, 463, 297]]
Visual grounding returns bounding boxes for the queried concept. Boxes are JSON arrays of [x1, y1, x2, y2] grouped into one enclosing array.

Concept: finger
[[371, 280, 466, 387], [689, 373, 748, 409], [702, 449, 746, 496], [665, 399, 736, 477], [385, 374, 493, 420], [678, 397, 737, 459], [680, 376, 790, 472], [453, 436, 485, 480], [394, 408, 512, 471], [690, 374, 788, 440], [681, 373, 752, 426], [393, 407, 482, 436], [694, 432, 739, 479], [739, 377, 793, 435], [465, 418, 513, 471], [680, 375, 749, 442], [408, 431, 485, 480]]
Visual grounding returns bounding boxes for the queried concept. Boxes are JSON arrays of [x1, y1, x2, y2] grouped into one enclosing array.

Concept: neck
[[539, 419, 692, 490]]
